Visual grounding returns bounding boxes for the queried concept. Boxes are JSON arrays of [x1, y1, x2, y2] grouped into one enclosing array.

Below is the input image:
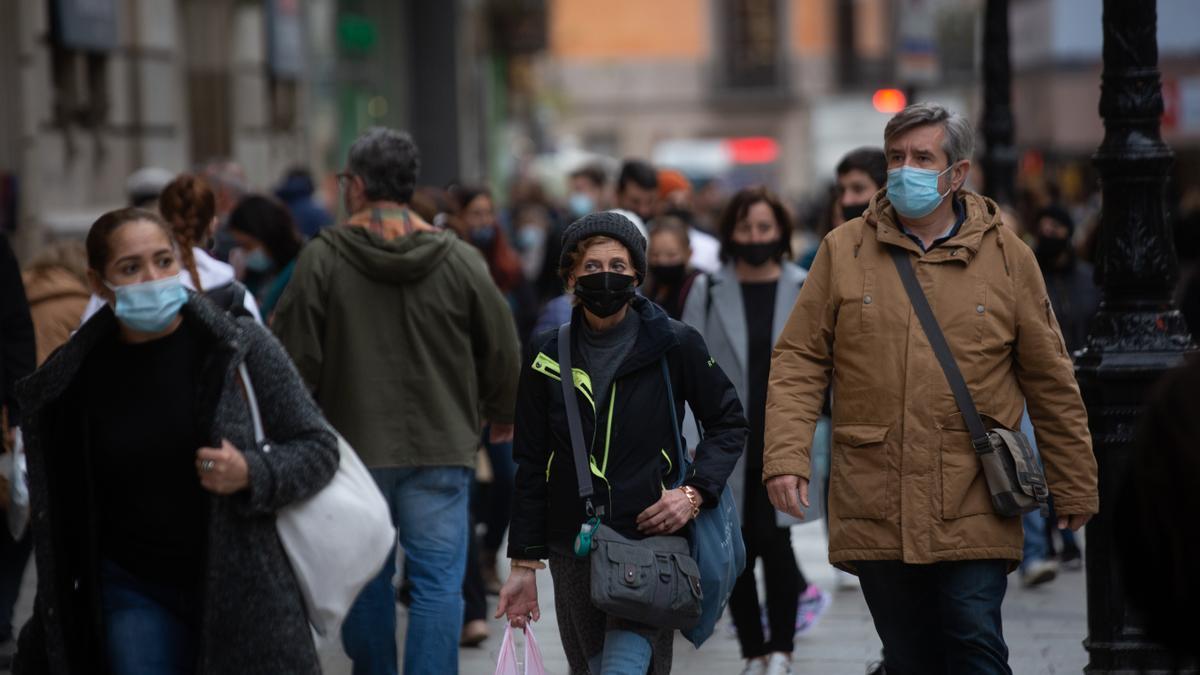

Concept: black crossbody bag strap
[[558, 323, 595, 502], [660, 357, 690, 489], [889, 248, 992, 455]]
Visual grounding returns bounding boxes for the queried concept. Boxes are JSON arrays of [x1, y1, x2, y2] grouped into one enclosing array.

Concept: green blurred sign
[[337, 13, 377, 55]]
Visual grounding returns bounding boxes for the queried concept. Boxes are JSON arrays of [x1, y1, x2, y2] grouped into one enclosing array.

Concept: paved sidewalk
[[318, 522, 1087, 674], [10, 521, 1086, 674]]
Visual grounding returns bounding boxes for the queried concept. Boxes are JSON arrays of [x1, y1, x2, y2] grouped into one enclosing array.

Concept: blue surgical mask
[[245, 248, 274, 273], [886, 164, 956, 219], [516, 226, 545, 252], [568, 193, 595, 218], [105, 275, 188, 333]]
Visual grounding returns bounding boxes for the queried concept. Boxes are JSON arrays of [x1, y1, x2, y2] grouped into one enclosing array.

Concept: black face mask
[[841, 202, 870, 223], [728, 241, 781, 267], [1036, 237, 1071, 268], [649, 264, 687, 287], [574, 272, 637, 318]]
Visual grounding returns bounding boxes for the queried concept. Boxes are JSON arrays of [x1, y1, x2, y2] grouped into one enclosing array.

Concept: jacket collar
[[864, 189, 1003, 264], [708, 262, 807, 375], [17, 293, 248, 419], [570, 295, 679, 378]]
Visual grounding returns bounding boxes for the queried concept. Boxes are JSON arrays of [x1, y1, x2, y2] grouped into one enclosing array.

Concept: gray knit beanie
[[558, 211, 648, 282]]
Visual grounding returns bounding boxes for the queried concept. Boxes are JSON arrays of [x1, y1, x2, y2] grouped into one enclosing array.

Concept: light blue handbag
[[661, 360, 747, 647]]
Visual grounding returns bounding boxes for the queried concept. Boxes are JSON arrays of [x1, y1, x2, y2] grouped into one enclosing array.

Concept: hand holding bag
[[238, 363, 395, 636], [557, 323, 703, 631], [889, 249, 1050, 517], [494, 624, 546, 675]]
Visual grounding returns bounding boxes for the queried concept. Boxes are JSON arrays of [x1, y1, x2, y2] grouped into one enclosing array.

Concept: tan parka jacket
[[764, 190, 1098, 569]]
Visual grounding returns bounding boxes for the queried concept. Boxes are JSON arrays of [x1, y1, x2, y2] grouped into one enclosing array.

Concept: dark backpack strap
[[888, 247, 991, 454], [661, 357, 691, 489], [557, 323, 594, 502]]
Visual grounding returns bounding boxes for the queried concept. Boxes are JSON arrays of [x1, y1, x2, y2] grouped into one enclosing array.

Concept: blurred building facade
[[1010, 0, 1200, 202], [1, 0, 325, 257], [1, 0, 518, 259], [530, 0, 981, 200]]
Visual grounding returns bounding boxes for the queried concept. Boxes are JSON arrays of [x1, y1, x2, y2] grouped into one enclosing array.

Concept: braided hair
[[159, 174, 216, 292]]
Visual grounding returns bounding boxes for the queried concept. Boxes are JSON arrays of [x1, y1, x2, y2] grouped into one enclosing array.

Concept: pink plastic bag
[[494, 624, 546, 675]]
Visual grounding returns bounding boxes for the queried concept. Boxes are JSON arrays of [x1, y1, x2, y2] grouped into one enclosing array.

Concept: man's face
[[1038, 216, 1071, 242], [836, 169, 880, 208], [885, 123, 969, 197], [618, 182, 657, 222]]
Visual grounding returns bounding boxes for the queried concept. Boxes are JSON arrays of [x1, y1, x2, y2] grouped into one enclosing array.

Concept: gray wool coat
[[680, 262, 808, 528], [13, 295, 338, 675]]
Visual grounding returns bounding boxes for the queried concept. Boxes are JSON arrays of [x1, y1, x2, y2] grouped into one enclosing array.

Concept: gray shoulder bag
[[557, 323, 703, 630], [889, 248, 1050, 518]]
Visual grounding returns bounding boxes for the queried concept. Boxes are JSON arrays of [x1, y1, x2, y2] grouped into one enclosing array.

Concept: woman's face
[[91, 220, 181, 301], [569, 239, 635, 286], [649, 231, 690, 267], [731, 201, 781, 246], [231, 229, 266, 255], [462, 195, 495, 233]]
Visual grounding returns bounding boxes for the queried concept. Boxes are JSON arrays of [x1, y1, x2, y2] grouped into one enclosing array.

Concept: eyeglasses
[[336, 172, 356, 188]]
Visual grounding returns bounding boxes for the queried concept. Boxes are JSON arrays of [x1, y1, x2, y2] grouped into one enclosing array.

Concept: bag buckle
[[971, 436, 993, 454]]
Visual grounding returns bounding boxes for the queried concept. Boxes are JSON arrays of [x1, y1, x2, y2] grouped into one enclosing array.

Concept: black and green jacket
[[507, 296, 747, 560]]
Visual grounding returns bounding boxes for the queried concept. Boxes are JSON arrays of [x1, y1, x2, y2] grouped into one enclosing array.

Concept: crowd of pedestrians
[[0, 99, 1193, 675]]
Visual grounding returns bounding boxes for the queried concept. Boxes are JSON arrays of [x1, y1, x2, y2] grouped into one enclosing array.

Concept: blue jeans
[[1018, 411, 1051, 568], [857, 560, 1011, 675], [341, 466, 472, 675], [100, 560, 199, 675], [586, 630, 653, 675]]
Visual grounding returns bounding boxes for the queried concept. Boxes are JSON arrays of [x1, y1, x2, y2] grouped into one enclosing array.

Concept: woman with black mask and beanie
[[498, 211, 748, 674], [682, 186, 828, 675]]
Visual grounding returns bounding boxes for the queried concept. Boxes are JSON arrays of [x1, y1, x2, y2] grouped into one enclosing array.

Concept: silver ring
[[201, 459, 216, 473]]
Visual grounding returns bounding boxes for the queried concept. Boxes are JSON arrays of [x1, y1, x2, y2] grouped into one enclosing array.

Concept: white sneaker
[[1022, 559, 1059, 587], [740, 658, 768, 675], [765, 652, 793, 675]]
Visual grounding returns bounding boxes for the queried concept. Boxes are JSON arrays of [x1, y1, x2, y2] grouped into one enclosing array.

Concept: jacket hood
[[318, 225, 459, 284], [21, 267, 90, 306], [863, 189, 1004, 255]]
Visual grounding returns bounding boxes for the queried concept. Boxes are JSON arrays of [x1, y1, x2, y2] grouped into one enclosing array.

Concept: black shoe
[[1060, 545, 1083, 571]]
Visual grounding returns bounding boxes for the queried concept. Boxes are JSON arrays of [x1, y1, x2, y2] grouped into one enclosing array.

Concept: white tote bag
[[238, 363, 395, 637]]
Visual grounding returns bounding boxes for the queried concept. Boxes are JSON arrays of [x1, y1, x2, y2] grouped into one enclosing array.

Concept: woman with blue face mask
[[228, 195, 304, 320], [13, 208, 338, 674]]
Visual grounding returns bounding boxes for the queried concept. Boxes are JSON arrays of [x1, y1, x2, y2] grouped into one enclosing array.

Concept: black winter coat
[[508, 297, 747, 560], [13, 296, 338, 674], [0, 233, 35, 425]]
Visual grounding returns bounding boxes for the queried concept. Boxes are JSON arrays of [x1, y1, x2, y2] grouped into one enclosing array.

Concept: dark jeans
[[0, 528, 32, 641], [856, 559, 1011, 675], [100, 559, 199, 675]]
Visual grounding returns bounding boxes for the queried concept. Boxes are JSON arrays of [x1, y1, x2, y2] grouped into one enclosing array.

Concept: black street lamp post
[[1077, 0, 1196, 671], [979, 0, 1016, 208]]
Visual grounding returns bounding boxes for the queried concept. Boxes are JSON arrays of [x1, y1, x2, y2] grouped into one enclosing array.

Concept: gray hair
[[883, 103, 975, 166], [347, 127, 421, 204]]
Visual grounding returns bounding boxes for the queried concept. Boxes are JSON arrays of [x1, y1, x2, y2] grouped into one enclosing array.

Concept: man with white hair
[[763, 103, 1098, 674]]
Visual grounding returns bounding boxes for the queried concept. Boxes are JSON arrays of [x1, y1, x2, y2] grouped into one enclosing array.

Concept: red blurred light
[[873, 89, 907, 114], [726, 137, 780, 164]]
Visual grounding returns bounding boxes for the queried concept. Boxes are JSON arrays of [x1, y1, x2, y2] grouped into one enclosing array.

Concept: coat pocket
[[830, 423, 891, 519], [939, 413, 994, 519]]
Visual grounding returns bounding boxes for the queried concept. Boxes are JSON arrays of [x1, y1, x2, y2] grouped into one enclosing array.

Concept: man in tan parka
[[763, 103, 1098, 675]]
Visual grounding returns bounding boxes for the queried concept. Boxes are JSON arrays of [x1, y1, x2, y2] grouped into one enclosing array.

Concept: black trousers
[[727, 481, 806, 658]]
